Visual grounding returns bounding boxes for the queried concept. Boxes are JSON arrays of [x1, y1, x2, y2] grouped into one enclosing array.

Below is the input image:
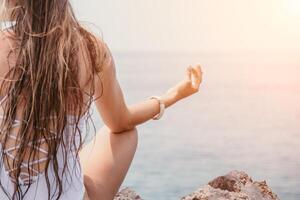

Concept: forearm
[[99, 64, 202, 133], [121, 92, 179, 131]]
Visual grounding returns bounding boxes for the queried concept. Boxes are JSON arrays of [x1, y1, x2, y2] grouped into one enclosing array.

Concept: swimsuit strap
[[0, 95, 8, 105], [1, 120, 57, 186], [0, 21, 16, 31]]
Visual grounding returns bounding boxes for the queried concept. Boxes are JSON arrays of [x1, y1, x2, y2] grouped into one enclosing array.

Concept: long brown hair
[[0, 0, 105, 199]]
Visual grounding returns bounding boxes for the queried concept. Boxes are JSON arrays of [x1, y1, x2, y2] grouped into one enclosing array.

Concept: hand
[[164, 65, 202, 105]]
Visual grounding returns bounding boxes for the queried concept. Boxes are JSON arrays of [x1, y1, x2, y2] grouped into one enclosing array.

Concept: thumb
[[186, 66, 192, 81]]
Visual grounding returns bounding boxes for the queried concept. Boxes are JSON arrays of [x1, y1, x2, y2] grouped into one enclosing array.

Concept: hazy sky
[[74, 0, 300, 54]]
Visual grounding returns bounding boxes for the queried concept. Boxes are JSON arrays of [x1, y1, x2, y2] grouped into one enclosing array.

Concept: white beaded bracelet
[[149, 96, 165, 120]]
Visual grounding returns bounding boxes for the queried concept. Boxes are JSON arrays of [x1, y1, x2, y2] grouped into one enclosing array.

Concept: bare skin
[[92, 43, 202, 133], [0, 13, 203, 200], [81, 40, 202, 200]]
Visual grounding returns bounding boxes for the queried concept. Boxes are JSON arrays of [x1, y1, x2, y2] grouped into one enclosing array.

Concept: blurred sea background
[[73, 1, 300, 199], [89, 52, 300, 200]]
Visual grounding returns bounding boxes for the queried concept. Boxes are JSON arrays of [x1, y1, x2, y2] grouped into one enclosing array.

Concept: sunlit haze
[[74, 0, 300, 55]]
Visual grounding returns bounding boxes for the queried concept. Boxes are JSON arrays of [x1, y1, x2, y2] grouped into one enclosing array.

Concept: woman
[[0, 0, 202, 200]]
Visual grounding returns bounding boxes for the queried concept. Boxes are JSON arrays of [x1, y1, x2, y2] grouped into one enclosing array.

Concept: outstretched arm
[[94, 43, 203, 133]]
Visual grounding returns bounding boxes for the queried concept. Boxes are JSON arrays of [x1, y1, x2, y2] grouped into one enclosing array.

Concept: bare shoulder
[[78, 28, 115, 72], [0, 31, 10, 54], [0, 29, 16, 46], [0, 30, 16, 67], [93, 35, 116, 75], [0, 31, 17, 95], [0, 30, 17, 61]]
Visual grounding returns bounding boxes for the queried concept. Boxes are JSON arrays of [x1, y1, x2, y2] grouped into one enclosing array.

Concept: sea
[[88, 52, 300, 200]]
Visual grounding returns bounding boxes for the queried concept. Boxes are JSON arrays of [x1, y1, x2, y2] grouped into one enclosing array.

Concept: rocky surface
[[114, 187, 143, 200], [114, 171, 280, 200], [181, 171, 279, 200]]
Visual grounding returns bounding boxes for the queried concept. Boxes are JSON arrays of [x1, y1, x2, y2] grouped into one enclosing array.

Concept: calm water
[[89, 52, 300, 200]]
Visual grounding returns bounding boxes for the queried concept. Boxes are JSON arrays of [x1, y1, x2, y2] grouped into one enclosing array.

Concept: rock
[[113, 171, 279, 200], [114, 187, 143, 200], [181, 170, 280, 200]]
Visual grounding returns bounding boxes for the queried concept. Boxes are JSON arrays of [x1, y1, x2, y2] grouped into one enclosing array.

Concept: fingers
[[191, 64, 202, 79], [195, 64, 202, 78], [189, 64, 202, 89], [185, 64, 203, 91], [186, 66, 192, 81]]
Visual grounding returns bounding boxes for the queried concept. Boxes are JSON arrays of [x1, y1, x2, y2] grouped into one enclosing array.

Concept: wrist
[[150, 96, 165, 120], [161, 91, 179, 108]]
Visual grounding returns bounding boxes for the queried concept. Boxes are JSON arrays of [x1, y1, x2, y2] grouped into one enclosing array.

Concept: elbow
[[106, 110, 135, 133], [108, 121, 135, 134], [109, 125, 135, 134]]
